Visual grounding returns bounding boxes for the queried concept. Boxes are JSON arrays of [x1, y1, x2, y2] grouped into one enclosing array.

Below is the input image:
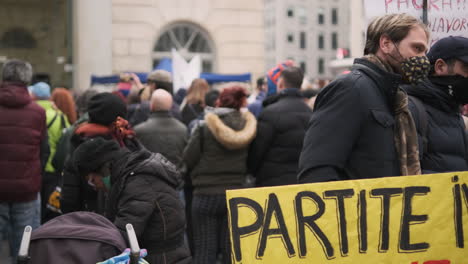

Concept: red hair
[[216, 86, 247, 110], [51, 88, 77, 124]]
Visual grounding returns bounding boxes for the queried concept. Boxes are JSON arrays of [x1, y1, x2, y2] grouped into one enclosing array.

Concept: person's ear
[[277, 77, 285, 90], [434, 58, 448, 75], [379, 34, 393, 54]]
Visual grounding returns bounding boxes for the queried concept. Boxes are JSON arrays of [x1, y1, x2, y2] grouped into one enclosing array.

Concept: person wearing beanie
[[128, 70, 182, 126], [73, 138, 191, 264], [247, 61, 294, 118], [266, 60, 294, 96], [87, 92, 128, 126], [402, 36, 468, 173], [29, 81, 70, 223], [61, 92, 140, 215]]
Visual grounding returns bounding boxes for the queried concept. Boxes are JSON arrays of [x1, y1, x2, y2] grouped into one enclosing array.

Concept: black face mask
[[430, 75, 468, 104]]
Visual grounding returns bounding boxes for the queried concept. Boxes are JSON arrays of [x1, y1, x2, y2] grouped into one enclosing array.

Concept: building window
[[332, 32, 338, 50], [318, 34, 324, 49], [318, 58, 325, 74], [298, 7, 307, 24], [300, 32, 306, 49], [0, 27, 37, 49], [287, 33, 294, 43], [153, 23, 215, 72], [332, 8, 338, 25], [287, 8, 294, 17], [300, 61, 306, 73], [318, 8, 325, 25]]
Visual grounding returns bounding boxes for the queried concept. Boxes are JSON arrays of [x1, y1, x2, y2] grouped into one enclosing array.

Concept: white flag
[[171, 49, 202, 94]]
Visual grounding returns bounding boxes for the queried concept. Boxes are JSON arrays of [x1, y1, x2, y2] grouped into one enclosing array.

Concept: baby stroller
[[16, 212, 143, 264]]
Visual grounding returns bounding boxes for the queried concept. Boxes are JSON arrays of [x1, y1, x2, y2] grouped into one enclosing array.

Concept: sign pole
[[422, 0, 428, 24]]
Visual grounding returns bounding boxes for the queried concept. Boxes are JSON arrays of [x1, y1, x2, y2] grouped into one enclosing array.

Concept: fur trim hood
[[205, 110, 257, 150]]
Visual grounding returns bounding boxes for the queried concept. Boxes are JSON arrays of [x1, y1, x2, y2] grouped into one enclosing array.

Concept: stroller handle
[[17, 225, 32, 264], [126, 224, 140, 264]]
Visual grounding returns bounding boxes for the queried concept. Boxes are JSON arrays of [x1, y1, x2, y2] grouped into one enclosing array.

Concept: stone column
[[73, 0, 113, 94], [350, 0, 364, 58]]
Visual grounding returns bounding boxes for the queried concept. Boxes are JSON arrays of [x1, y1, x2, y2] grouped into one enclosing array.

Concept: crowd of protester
[[0, 13, 468, 264]]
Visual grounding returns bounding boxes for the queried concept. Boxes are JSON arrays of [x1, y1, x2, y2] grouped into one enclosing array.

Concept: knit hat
[[88, 93, 127, 126], [28, 82, 51, 99], [266, 60, 294, 96], [73, 138, 121, 176], [147, 69, 172, 83]]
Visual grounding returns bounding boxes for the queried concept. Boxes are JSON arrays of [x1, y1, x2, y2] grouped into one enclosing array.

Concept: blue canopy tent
[[91, 58, 251, 85], [91, 72, 251, 85]]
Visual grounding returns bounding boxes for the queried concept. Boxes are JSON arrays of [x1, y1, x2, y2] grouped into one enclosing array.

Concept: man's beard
[[386, 48, 404, 74]]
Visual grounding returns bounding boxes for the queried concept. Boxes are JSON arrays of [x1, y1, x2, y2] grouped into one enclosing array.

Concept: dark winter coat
[[134, 111, 188, 166], [298, 58, 403, 183], [404, 78, 468, 173], [61, 124, 140, 214], [181, 103, 204, 126], [183, 108, 257, 194], [248, 88, 312, 186], [128, 101, 182, 127], [0, 82, 47, 202], [107, 149, 191, 264]]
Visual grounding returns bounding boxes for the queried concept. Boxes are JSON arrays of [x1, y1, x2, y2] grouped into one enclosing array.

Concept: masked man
[[298, 14, 430, 183], [404, 36, 468, 173]]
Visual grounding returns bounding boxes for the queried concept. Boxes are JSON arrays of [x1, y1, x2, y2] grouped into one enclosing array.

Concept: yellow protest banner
[[226, 172, 468, 264]]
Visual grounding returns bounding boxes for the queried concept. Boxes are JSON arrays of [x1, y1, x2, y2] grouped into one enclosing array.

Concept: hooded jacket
[[61, 122, 140, 214], [183, 108, 257, 194], [0, 82, 47, 202], [106, 149, 191, 264], [248, 88, 312, 186], [298, 58, 403, 183], [404, 78, 468, 173]]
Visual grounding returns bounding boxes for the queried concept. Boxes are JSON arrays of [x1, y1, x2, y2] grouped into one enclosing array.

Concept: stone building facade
[[1, 0, 265, 93]]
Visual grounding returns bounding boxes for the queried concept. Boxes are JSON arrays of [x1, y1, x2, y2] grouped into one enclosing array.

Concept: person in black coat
[[298, 14, 431, 183], [61, 93, 139, 214], [404, 36, 468, 173], [248, 66, 312, 186], [73, 138, 191, 264]]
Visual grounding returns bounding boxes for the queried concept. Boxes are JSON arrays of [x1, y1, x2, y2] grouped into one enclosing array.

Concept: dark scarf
[[363, 55, 421, 176], [406, 78, 460, 114]]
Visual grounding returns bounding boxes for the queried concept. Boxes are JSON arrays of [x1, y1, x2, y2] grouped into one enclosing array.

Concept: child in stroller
[[16, 211, 148, 264]]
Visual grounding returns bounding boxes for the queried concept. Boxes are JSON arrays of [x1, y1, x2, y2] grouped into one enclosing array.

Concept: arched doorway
[[153, 23, 215, 73]]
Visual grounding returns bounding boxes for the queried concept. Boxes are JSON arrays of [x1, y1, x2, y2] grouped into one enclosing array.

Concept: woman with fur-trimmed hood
[[182, 86, 257, 264]]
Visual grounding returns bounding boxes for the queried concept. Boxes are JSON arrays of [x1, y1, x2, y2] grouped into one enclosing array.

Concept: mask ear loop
[[88, 177, 96, 189], [387, 41, 405, 64]]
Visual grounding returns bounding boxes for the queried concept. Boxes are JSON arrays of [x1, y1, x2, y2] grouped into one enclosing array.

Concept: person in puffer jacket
[[73, 138, 191, 264], [183, 86, 257, 264]]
